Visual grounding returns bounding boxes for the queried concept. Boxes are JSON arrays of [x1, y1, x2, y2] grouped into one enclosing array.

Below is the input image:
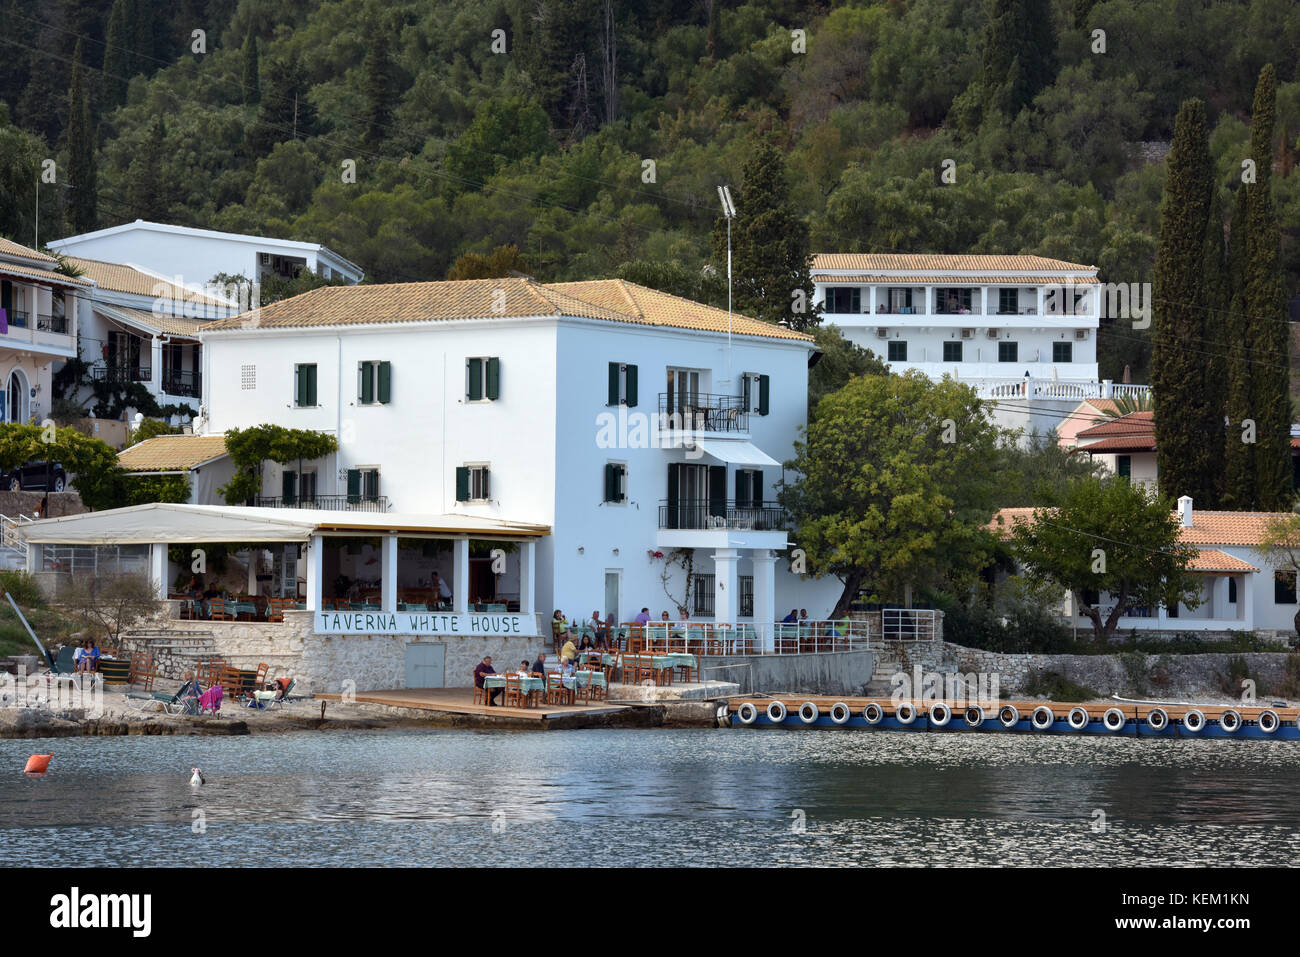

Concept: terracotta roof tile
[[65, 257, 233, 306], [990, 506, 1293, 549], [812, 273, 1100, 285], [1077, 411, 1154, 439], [96, 304, 209, 339], [1188, 549, 1258, 573], [812, 253, 1096, 272], [0, 259, 92, 287], [1079, 436, 1157, 453], [0, 237, 57, 263], [200, 278, 814, 342], [117, 434, 229, 472]]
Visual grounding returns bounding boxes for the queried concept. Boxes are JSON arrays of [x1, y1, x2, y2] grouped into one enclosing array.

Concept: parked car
[[4, 460, 68, 492]]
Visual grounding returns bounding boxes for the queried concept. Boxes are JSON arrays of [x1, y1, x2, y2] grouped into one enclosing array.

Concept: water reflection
[[3, 729, 1300, 866]]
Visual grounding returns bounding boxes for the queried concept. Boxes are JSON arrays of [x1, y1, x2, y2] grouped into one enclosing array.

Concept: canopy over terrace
[[20, 502, 549, 616]]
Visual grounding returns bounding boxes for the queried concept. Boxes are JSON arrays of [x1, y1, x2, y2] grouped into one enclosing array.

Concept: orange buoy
[[24, 754, 51, 774]]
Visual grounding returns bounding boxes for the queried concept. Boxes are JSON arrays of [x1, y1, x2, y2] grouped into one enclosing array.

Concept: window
[[1116, 455, 1132, 480], [607, 362, 639, 406], [1053, 341, 1073, 363], [603, 463, 627, 503], [456, 464, 491, 502], [998, 341, 1018, 363], [345, 467, 380, 504], [739, 576, 754, 617], [887, 341, 907, 362], [1166, 602, 1179, 618], [1228, 578, 1238, 603], [886, 287, 912, 313], [241, 364, 256, 390], [937, 288, 973, 314], [294, 363, 318, 407], [692, 574, 714, 617], [282, 468, 317, 505], [1275, 571, 1296, 604], [742, 373, 770, 415], [735, 469, 763, 507], [826, 287, 861, 314], [943, 341, 963, 362], [998, 288, 1019, 314], [358, 361, 392, 405], [467, 357, 500, 401]]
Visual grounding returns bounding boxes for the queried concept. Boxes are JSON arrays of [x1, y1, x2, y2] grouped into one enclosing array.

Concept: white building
[[995, 497, 1299, 636], [1074, 411, 1158, 489], [48, 220, 364, 292], [61, 256, 240, 411], [0, 237, 88, 424], [811, 253, 1151, 438], [186, 277, 841, 642]]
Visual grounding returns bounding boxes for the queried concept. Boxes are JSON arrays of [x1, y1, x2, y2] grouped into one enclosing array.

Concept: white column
[[1242, 574, 1254, 630], [518, 540, 535, 614], [751, 549, 776, 652], [149, 542, 167, 599], [305, 534, 323, 611], [1035, 286, 1045, 316], [381, 534, 398, 612], [867, 285, 877, 316], [1210, 575, 1228, 621], [453, 538, 470, 613], [713, 548, 739, 625], [151, 336, 163, 394], [246, 550, 257, 595]]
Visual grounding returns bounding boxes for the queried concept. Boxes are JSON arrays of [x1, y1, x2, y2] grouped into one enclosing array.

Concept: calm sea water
[[3, 728, 1300, 867]]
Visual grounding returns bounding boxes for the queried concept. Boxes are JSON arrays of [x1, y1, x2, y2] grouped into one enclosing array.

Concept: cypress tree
[[102, 0, 129, 109], [1151, 99, 1217, 503], [1201, 189, 1228, 504], [134, 0, 155, 78], [1223, 186, 1254, 507], [1243, 64, 1293, 509], [241, 30, 260, 105], [66, 41, 98, 234], [711, 140, 818, 331], [126, 115, 170, 220], [982, 0, 1058, 117], [361, 19, 395, 146]]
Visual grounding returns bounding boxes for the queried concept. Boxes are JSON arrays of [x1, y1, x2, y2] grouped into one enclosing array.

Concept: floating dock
[[724, 695, 1300, 740]]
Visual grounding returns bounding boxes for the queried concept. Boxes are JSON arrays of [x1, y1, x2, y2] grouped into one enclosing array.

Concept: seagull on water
[[190, 767, 205, 786]]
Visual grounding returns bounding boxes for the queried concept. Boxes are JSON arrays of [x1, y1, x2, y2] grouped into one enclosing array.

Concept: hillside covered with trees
[[3, 0, 1300, 382]]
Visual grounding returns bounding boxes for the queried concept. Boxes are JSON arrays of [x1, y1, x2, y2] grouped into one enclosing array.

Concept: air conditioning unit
[[986, 329, 1000, 339], [960, 328, 975, 339], [1075, 329, 1090, 340], [876, 328, 889, 339]]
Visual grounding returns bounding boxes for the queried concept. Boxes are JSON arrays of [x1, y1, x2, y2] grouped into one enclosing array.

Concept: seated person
[[593, 633, 609, 651], [473, 656, 501, 705], [252, 676, 293, 704], [578, 633, 595, 651], [782, 609, 798, 623], [530, 652, 548, 678], [560, 635, 577, 663], [634, 607, 651, 625], [561, 659, 576, 678], [430, 572, 452, 606]]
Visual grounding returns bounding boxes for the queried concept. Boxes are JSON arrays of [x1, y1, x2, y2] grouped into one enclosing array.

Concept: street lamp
[[717, 185, 736, 386]]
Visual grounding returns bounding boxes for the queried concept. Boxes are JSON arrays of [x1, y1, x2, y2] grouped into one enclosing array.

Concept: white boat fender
[[798, 701, 820, 724], [1258, 709, 1280, 734], [1066, 706, 1090, 730], [766, 700, 787, 724], [1182, 709, 1206, 733], [1102, 708, 1126, 732], [929, 701, 952, 727], [999, 705, 1020, 728], [1218, 709, 1241, 733], [737, 702, 759, 725], [894, 701, 917, 725], [1030, 706, 1054, 730], [963, 706, 985, 728], [863, 702, 884, 725], [1146, 707, 1168, 731], [829, 702, 851, 725]]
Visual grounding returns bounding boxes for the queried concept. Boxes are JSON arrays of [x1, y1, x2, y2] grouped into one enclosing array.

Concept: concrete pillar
[[518, 540, 535, 614], [453, 538, 470, 613], [867, 285, 876, 316], [381, 534, 398, 611], [150, 336, 163, 393], [305, 534, 323, 611], [149, 542, 167, 599], [1210, 575, 1230, 622], [1035, 286, 1045, 316], [246, 550, 257, 595], [751, 548, 776, 652], [713, 548, 739, 625], [1242, 574, 1254, 630]]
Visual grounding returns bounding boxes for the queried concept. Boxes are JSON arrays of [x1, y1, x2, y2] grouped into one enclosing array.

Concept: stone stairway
[[864, 656, 903, 697]]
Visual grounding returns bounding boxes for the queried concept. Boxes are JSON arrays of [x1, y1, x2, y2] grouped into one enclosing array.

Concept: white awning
[[19, 503, 550, 545], [693, 438, 781, 467]]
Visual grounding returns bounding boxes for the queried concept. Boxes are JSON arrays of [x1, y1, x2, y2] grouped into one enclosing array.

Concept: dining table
[[480, 674, 545, 706]]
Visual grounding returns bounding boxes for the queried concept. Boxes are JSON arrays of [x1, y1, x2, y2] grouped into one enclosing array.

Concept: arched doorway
[[6, 369, 28, 424]]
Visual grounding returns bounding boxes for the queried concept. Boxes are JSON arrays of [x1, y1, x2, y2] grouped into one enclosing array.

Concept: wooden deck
[[317, 686, 632, 722]]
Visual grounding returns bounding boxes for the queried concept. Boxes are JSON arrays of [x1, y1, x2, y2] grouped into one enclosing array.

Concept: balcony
[[255, 494, 390, 512], [36, 314, 67, 333], [92, 363, 152, 385], [970, 377, 1151, 401], [659, 499, 787, 531], [657, 393, 748, 433], [7, 309, 29, 328], [161, 368, 202, 398]]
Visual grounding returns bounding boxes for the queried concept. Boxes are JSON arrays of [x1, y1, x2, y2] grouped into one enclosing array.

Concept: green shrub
[[0, 570, 44, 608], [1024, 670, 1098, 701]]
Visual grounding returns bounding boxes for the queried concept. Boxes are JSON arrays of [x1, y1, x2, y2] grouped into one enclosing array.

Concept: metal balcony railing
[[255, 494, 390, 512], [6, 310, 29, 328], [36, 313, 67, 333], [92, 363, 151, 384], [659, 498, 787, 531], [657, 392, 749, 433], [161, 369, 202, 398]]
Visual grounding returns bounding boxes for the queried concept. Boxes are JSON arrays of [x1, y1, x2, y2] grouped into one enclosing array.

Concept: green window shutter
[[282, 470, 296, 505], [486, 357, 500, 400], [665, 463, 679, 529], [306, 364, 317, 406], [604, 463, 618, 502], [758, 374, 770, 416], [360, 363, 374, 404], [481, 468, 490, 499], [377, 361, 391, 403], [468, 358, 482, 400], [608, 363, 620, 405], [735, 468, 746, 506], [346, 468, 361, 504], [742, 375, 751, 410], [455, 466, 469, 502], [364, 470, 379, 501], [625, 364, 637, 407], [753, 470, 763, 506], [295, 366, 304, 406], [708, 465, 726, 518]]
